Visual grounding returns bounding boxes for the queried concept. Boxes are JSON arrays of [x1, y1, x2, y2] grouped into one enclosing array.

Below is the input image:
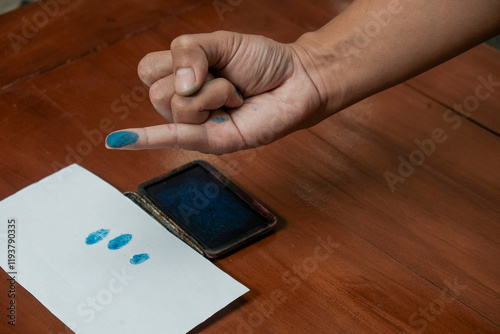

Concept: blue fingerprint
[[106, 131, 139, 148], [108, 234, 132, 250], [85, 229, 110, 245], [130, 253, 150, 265]]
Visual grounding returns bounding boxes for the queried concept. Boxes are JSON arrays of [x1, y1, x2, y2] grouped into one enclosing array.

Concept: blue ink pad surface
[[134, 160, 277, 258]]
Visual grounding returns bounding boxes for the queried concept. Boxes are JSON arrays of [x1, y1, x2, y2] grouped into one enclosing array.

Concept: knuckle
[[171, 34, 196, 50], [171, 94, 191, 112], [213, 30, 232, 41], [137, 53, 162, 84], [221, 78, 235, 92], [149, 82, 167, 106], [137, 57, 151, 81]]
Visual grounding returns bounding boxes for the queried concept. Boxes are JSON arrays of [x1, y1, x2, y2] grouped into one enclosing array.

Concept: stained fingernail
[[235, 87, 243, 99], [175, 68, 197, 95], [106, 131, 139, 148]]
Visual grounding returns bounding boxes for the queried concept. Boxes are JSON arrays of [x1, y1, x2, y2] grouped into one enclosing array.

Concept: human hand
[[105, 31, 340, 154], [105, 0, 500, 155]]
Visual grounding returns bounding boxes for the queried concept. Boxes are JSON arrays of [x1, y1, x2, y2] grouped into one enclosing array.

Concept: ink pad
[[125, 160, 277, 258]]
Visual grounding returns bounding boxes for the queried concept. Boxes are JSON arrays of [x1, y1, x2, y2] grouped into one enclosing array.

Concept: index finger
[[105, 117, 245, 154]]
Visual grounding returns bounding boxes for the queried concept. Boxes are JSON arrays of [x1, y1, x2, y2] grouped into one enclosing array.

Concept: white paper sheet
[[0, 164, 248, 333]]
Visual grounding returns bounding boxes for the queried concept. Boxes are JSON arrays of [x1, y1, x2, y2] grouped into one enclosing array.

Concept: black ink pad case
[[124, 160, 277, 258]]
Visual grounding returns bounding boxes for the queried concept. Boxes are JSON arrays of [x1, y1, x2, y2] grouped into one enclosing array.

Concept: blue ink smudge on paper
[[212, 116, 228, 123], [130, 253, 150, 265], [85, 230, 149, 265], [85, 229, 110, 245], [108, 234, 132, 250]]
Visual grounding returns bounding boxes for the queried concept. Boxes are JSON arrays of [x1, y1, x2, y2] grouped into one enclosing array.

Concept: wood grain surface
[[0, 1, 498, 333]]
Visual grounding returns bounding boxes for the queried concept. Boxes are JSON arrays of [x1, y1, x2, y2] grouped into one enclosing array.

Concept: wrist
[[290, 32, 349, 119]]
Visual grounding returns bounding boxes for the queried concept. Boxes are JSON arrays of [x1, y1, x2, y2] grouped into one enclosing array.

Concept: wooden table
[[1, 1, 499, 333]]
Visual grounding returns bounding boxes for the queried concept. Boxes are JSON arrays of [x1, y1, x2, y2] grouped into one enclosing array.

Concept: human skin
[[105, 0, 500, 154]]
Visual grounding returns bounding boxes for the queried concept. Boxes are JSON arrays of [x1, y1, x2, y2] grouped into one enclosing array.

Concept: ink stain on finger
[[108, 234, 133, 250], [106, 131, 139, 148], [212, 116, 228, 123], [130, 253, 150, 265], [251, 106, 259, 112], [235, 87, 243, 99], [85, 229, 110, 245]]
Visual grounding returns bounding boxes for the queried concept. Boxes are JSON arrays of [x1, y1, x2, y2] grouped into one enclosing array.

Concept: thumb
[[170, 32, 237, 96]]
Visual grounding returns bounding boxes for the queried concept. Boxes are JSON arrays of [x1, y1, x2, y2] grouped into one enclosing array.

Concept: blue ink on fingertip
[[108, 234, 132, 250], [86, 229, 110, 245], [106, 131, 139, 148], [130, 253, 150, 265], [212, 116, 228, 123], [235, 87, 243, 99]]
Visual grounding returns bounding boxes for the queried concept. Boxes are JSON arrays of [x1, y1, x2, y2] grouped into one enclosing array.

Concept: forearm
[[293, 0, 500, 114]]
